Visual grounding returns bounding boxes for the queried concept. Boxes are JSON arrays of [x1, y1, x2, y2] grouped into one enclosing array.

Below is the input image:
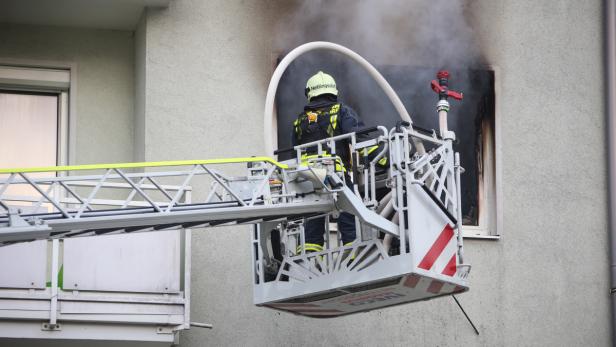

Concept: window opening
[[275, 52, 496, 233]]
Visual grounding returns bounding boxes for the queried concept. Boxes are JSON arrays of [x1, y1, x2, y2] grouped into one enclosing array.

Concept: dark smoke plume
[[275, 0, 485, 68], [273, 0, 489, 225]]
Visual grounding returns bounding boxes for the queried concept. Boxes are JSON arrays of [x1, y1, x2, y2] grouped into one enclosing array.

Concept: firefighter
[[292, 71, 364, 253]]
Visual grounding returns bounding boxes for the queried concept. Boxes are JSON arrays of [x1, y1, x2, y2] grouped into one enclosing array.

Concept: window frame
[[0, 59, 76, 167], [461, 65, 501, 239]]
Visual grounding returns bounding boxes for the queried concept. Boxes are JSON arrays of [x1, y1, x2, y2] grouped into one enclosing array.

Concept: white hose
[[383, 211, 399, 253], [439, 109, 449, 138], [376, 191, 392, 214], [263, 42, 425, 253], [263, 41, 419, 155], [379, 199, 394, 219]]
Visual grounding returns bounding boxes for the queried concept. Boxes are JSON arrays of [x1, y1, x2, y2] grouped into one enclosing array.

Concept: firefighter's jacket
[[292, 96, 363, 170]]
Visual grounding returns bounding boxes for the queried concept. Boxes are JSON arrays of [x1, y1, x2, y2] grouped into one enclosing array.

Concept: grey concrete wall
[[69, 0, 606, 345], [0, 24, 135, 165], [137, 0, 610, 346], [134, 14, 147, 162], [142, 0, 274, 162], [0, 0, 607, 345], [469, 1, 610, 345], [1, 338, 169, 347]]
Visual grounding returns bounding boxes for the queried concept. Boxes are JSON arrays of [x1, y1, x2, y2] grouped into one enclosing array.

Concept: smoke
[[273, 0, 488, 224], [273, 0, 487, 132], [273, 0, 488, 137], [274, 0, 484, 69]]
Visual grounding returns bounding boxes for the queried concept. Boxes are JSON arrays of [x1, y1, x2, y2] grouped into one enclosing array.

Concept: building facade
[[0, 0, 610, 346]]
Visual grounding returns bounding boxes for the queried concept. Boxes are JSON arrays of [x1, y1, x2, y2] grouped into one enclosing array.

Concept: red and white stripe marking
[[267, 303, 342, 316], [417, 224, 457, 277], [408, 184, 459, 278], [403, 274, 466, 295]]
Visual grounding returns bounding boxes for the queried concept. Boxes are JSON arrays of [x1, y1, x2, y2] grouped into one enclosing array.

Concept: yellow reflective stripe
[[343, 241, 357, 260], [297, 243, 324, 253], [0, 157, 289, 174], [363, 145, 387, 166], [330, 114, 338, 131], [294, 115, 307, 139], [301, 153, 340, 160], [363, 145, 379, 156], [304, 246, 323, 252], [326, 104, 340, 137], [300, 153, 346, 172]]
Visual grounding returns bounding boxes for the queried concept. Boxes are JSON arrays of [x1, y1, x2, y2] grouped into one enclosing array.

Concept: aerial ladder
[[0, 43, 471, 318]]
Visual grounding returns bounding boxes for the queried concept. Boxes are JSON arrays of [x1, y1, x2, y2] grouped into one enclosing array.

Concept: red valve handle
[[437, 70, 450, 80], [448, 89, 464, 101], [430, 70, 463, 101], [430, 80, 443, 94]]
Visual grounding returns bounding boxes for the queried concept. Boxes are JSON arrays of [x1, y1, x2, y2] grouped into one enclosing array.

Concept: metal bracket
[[41, 323, 61, 331], [190, 322, 213, 329], [8, 209, 30, 227], [443, 130, 456, 141], [457, 264, 472, 279], [330, 174, 399, 237], [156, 326, 175, 334]]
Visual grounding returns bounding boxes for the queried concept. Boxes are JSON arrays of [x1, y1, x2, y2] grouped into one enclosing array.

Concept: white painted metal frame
[[252, 125, 469, 317], [0, 60, 198, 342], [0, 61, 71, 338], [0, 180, 192, 342], [0, 58, 76, 166], [461, 66, 501, 239], [0, 160, 327, 242]]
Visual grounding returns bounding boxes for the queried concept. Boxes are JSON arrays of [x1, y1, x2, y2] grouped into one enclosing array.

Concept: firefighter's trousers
[[304, 175, 356, 247]]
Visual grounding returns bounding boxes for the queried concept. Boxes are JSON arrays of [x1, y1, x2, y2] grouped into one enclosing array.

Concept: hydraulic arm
[[0, 152, 397, 246]]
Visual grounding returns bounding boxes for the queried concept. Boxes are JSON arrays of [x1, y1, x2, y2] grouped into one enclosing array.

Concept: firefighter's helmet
[[305, 71, 338, 101]]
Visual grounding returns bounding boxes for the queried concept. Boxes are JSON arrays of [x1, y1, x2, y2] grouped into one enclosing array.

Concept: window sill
[[463, 233, 500, 240], [462, 226, 500, 240]]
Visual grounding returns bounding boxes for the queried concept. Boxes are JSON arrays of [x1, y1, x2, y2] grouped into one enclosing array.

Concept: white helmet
[[305, 71, 338, 101]]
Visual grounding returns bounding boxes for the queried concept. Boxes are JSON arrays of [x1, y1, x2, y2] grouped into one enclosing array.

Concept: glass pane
[[0, 91, 58, 211], [0, 91, 58, 167]]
